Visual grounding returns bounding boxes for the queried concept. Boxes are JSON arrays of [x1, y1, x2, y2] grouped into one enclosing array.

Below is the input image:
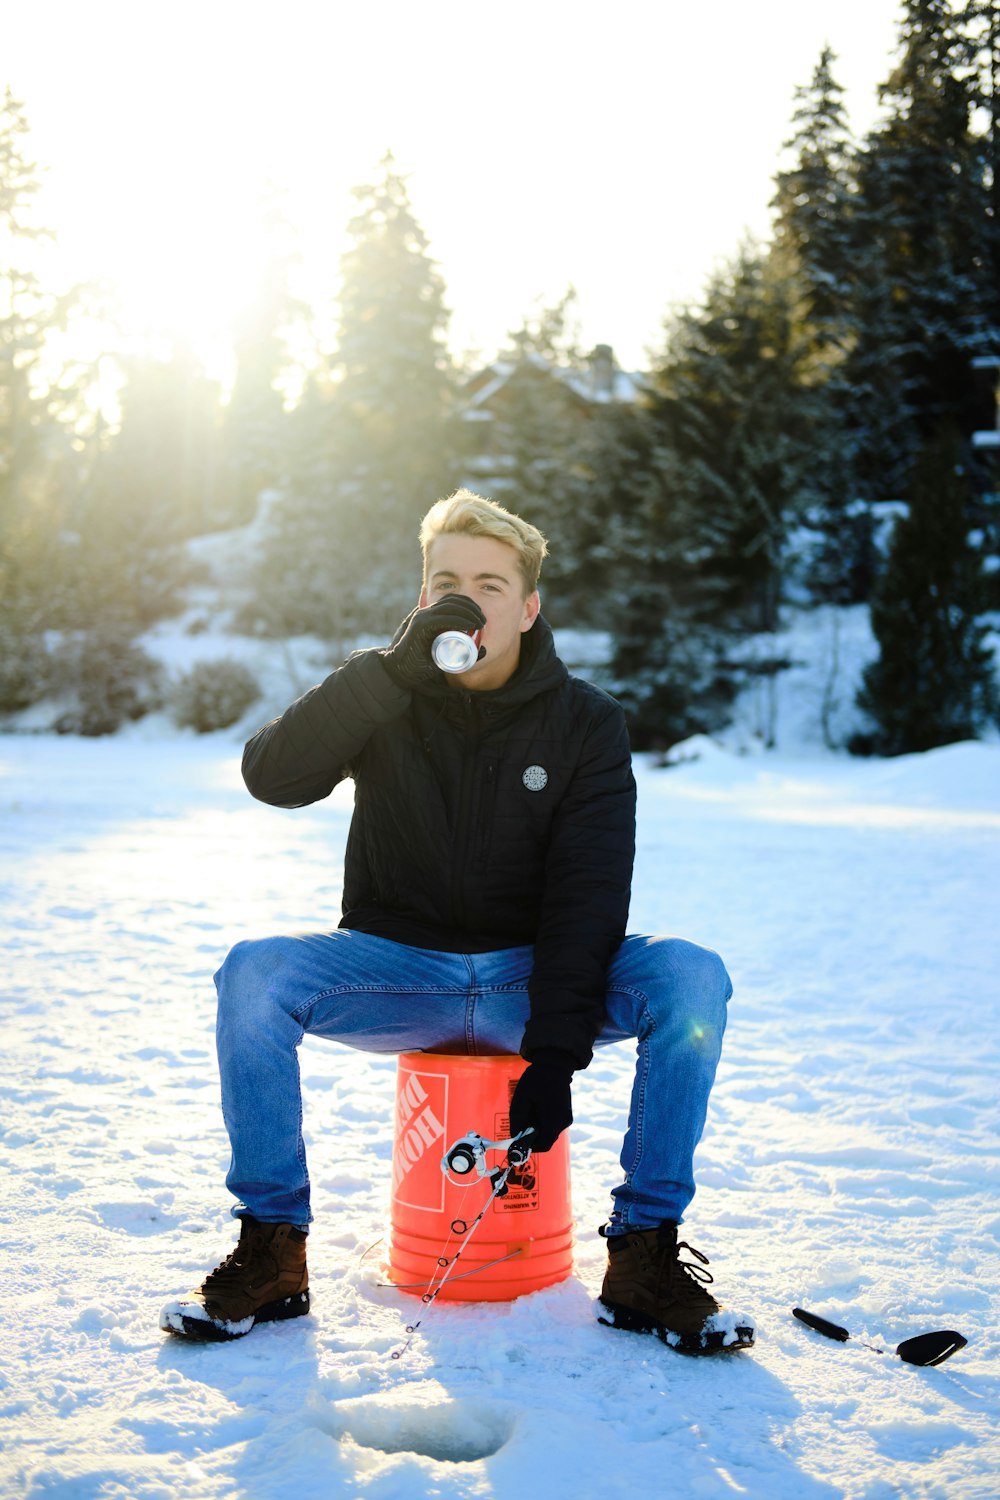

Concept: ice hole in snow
[[319, 1394, 513, 1463]]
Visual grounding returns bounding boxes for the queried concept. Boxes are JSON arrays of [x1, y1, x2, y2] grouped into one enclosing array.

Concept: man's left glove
[[380, 596, 486, 692], [509, 1050, 575, 1153]]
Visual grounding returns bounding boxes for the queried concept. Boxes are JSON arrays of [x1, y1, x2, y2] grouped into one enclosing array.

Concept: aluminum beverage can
[[432, 629, 482, 674]]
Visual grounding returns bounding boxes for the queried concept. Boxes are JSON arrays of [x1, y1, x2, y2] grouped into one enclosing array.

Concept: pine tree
[[772, 45, 856, 373], [855, 426, 997, 753], [0, 89, 79, 710], [651, 242, 822, 634], [548, 398, 654, 622], [610, 241, 839, 747], [846, 0, 998, 501], [224, 285, 288, 525], [249, 154, 458, 638], [72, 348, 218, 631], [335, 153, 451, 439], [840, 229, 918, 506], [100, 349, 222, 538], [595, 415, 739, 749], [331, 151, 457, 603], [222, 201, 305, 528], [235, 370, 362, 643], [964, 0, 1000, 337], [771, 48, 874, 603]]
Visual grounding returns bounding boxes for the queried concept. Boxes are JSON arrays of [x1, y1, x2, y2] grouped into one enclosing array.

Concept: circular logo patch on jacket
[[522, 765, 548, 792]]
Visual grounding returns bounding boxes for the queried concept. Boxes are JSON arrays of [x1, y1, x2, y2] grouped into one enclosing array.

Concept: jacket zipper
[[449, 695, 475, 928], [477, 759, 497, 865]]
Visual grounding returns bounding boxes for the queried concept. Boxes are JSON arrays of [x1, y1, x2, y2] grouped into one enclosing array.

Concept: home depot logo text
[[392, 1068, 447, 1211]]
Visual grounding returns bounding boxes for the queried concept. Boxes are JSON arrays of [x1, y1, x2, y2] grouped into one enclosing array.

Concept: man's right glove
[[509, 1050, 575, 1153], [380, 595, 486, 692]]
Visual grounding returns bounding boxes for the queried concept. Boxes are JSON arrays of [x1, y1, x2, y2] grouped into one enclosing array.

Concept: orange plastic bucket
[[387, 1051, 573, 1301]]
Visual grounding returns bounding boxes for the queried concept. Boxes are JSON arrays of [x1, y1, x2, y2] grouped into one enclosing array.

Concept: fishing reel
[[388, 1127, 538, 1357], [441, 1129, 534, 1196]]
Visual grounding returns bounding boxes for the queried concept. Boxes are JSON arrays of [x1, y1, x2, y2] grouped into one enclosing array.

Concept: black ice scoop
[[792, 1307, 967, 1367]]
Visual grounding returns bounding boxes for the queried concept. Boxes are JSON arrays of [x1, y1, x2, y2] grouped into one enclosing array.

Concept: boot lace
[[202, 1231, 273, 1291], [675, 1241, 714, 1290], [652, 1236, 716, 1308]]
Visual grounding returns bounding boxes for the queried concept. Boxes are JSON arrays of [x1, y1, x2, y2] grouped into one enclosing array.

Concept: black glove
[[380, 595, 486, 691], [509, 1050, 575, 1153]]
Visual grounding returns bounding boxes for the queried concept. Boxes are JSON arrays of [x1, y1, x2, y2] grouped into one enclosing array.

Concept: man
[[160, 490, 754, 1353]]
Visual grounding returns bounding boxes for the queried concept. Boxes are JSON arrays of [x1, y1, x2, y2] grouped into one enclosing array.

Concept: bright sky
[[7, 0, 905, 383]]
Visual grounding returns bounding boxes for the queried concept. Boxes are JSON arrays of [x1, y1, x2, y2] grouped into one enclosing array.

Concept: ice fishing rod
[[792, 1307, 967, 1367], [388, 1128, 534, 1361]]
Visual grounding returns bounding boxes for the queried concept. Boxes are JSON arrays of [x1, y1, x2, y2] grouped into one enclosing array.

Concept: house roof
[[462, 349, 647, 415]]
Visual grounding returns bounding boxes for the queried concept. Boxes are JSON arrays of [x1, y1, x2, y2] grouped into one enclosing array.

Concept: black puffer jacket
[[241, 617, 636, 1068]]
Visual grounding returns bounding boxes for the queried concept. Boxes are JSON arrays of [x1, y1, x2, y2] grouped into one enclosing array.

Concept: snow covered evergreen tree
[[98, 351, 222, 542], [772, 47, 873, 603], [651, 243, 822, 634], [329, 153, 457, 607], [554, 398, 658, 621], [247, 155, 459, 638], [846, 0, 999, 502], [222, 196, 306, 528], [855, 426, 998, 754], [772, 45, 856, 375], [964, 0, 1000, 338], [0, 89, 80, 710], [77, 349, 215, 629], [597, 420, 740, 749]]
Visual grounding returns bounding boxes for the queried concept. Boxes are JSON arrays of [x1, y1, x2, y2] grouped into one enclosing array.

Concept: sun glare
[[80, 183, 282, 378], [10, 0, 903, 397]]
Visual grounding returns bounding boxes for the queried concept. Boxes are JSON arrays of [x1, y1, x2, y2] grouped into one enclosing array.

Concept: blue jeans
[[214, 930, 732, 1233]]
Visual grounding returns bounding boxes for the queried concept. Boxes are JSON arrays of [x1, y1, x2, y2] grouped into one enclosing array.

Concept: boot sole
[[598, 1298, 755, 1355], [162, 1289, 311, 1343]]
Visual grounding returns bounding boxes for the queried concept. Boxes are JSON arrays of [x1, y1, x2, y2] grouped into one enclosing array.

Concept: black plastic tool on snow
[[792, 1307, 967, 1367]]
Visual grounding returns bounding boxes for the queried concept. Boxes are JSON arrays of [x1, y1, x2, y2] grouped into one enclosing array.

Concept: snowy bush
[[0, 626, 50, 713], [51, 626, 163, 736], [170, 659, 261, 733]]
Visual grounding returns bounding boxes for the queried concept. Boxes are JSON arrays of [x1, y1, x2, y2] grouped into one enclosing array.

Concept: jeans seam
[[462, 955, 477, 1054], [291, 1046, 310, 1213], [618, 991, 654, 1231], [606, 983, 647, 1005], [290, 983, 466, 1022]]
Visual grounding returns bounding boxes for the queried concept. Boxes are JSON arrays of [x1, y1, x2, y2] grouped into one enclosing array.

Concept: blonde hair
[[420, 489, 548, 597]]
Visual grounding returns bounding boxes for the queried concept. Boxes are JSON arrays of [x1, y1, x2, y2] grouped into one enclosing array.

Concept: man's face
[[420, 533, 540, 691]]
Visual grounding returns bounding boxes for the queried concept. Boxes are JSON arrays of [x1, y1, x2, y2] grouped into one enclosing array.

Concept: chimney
[[589, 344, 615, 401]]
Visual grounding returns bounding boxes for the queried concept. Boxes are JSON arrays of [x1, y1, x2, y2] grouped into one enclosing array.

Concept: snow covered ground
[[2, 729, 999, 1499]]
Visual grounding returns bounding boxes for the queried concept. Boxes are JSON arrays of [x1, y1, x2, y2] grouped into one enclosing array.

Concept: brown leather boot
[[598, 1222, 755, 1354], [160, 1216, 310, 1342]]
